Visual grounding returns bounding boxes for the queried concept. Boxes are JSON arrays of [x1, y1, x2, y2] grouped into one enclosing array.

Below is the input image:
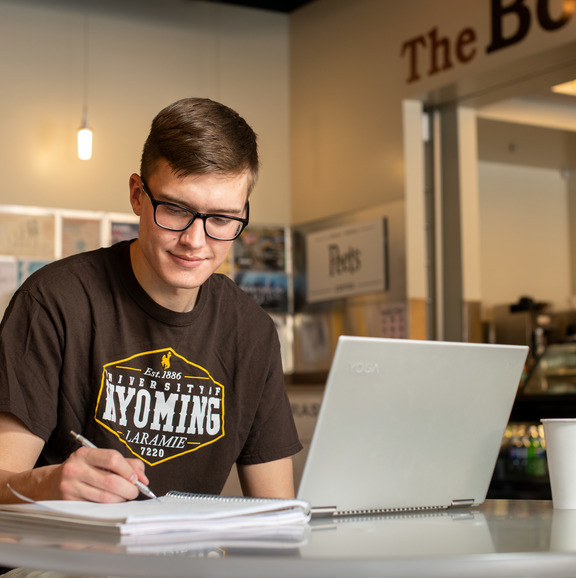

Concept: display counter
[[488, 343, 576, 500], [1, 500, 576, 578], [513, 341, 576, 420]]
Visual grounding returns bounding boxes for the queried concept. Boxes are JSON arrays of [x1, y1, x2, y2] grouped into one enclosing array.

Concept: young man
[[0, 97, 301, 503]]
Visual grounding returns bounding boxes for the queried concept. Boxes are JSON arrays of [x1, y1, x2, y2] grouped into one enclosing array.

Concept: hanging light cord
[[81, 9, 90, 128], [77, 5, 93, 160]]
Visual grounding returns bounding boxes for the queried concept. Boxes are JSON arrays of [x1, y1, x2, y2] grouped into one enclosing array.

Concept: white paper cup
[[542, 419, 576, 509]]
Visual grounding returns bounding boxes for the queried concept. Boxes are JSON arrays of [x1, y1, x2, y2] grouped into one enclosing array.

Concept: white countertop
[[1, 500, 575, 578]]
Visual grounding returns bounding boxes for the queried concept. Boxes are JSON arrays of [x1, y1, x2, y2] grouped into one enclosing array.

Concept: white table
[[1, 500, 576, 578]]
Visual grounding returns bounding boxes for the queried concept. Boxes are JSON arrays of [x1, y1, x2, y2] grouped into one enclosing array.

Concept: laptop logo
[[350, 362, 379, 374]]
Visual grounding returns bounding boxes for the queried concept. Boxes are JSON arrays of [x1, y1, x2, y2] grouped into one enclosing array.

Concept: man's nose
[[179, 217, 207, 247]]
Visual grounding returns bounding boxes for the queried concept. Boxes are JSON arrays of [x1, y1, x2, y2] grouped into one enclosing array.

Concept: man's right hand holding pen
[[70, 430, 156, 499], [0, 413, 153, 503]]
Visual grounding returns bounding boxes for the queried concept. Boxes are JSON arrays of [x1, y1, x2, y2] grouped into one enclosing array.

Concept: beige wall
[[0, 0, 290, 224], [290, 0, 407, 224], [479, 162, 571, 313], [477, 119, 576, 315]]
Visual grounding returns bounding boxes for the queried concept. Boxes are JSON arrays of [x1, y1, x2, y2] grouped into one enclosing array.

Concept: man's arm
[[0, 413, 149, 503], [237, 456, 295, 499]]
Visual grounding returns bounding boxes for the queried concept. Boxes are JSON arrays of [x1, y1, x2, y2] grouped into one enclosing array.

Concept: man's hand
[[0, 413, 149, 503], [48, 446, 149, 502]]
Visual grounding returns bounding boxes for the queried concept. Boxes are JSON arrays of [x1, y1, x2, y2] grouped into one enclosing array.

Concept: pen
[[69, 430, 157, 499]]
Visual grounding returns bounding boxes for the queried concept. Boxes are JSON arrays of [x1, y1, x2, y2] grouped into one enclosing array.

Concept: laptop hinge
[[450, 499, 475, 508], [311, 506, 337, 518]]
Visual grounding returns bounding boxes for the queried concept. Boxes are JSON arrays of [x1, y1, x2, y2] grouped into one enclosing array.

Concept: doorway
[[421, 59, 576, 345]]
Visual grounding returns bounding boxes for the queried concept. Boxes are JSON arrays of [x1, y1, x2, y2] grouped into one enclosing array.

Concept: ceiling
[[477, 85, 576, 133], [199, 0, 316, 12]]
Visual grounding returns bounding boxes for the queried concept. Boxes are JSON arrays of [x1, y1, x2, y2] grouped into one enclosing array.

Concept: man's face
[[129, 159, 249, 311]]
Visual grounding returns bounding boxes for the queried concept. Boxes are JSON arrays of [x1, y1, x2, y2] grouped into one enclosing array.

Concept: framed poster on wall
[[0, 212, 55, 259], [62, 217, 101, 257]]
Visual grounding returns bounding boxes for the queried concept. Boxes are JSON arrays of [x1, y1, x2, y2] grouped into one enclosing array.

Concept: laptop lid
[[296, 336, 528, 516]]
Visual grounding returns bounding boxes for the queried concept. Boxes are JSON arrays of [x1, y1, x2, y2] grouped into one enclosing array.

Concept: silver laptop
[[297, 336, 528, 516]]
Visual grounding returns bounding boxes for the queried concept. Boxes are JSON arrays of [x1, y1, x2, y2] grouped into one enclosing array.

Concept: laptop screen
[[297, 336, 528, 515]]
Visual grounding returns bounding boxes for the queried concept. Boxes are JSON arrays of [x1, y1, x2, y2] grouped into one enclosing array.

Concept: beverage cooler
[[488, 341, 576, 500]]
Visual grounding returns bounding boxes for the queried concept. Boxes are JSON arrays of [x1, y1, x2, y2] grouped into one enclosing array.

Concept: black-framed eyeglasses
[[140, 177, 249, 241]]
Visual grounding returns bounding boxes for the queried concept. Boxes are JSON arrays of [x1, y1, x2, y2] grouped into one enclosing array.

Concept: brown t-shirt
[[0, 241, 301, 496]]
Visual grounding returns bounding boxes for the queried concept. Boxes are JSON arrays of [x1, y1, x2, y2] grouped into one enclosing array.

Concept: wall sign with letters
[[305, 218, 388, 303], [400, 0, 575, 84]]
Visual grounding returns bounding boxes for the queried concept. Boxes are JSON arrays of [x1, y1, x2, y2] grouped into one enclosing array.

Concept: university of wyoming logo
[[94, 348, 225, 466]]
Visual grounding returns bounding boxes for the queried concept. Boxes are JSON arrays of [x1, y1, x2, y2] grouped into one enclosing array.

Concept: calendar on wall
[[379, 302, 407, 339]]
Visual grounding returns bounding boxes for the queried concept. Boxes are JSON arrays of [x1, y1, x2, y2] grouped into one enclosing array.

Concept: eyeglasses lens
[[155, 204, 242, 240]]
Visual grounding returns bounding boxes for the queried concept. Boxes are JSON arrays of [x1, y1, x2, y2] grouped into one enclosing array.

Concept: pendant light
[[77, 9, 92, 160], [78, 109, 92, 161]]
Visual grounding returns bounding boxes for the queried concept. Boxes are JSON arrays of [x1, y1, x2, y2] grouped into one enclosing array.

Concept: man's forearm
[[0, 464, 60, 503]]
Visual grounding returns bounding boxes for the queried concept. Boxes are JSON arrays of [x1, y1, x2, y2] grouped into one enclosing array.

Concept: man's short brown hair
[[141, 97, 259, 194]]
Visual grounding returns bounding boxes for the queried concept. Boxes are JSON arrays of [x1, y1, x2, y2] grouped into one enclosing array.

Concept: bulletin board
[[0, 205, 138, 315]]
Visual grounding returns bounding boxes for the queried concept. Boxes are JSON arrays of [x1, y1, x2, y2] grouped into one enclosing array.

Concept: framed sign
[[306, 218, 388, 303]]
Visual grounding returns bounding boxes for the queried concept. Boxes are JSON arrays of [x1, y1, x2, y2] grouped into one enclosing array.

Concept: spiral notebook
[[297, 336, 528, 516], [0, 492, 311, 536]]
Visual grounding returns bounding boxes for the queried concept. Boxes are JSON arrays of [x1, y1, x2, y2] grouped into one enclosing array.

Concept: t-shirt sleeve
[[235, 328, 302, 465], [0, 289, 62, 441]]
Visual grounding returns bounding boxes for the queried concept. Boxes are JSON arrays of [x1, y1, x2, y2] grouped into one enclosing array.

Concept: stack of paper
[[0, 492, 311, 536]]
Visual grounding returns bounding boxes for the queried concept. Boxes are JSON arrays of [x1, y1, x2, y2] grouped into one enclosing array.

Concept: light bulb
[[77, 126, 92, 160]]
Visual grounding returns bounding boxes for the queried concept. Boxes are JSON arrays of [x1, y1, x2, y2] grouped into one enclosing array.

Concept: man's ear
[[128, 173, 143, 216]]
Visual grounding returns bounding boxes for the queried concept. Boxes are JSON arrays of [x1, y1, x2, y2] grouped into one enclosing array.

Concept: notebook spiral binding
[[165, 491, 281, 503]]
